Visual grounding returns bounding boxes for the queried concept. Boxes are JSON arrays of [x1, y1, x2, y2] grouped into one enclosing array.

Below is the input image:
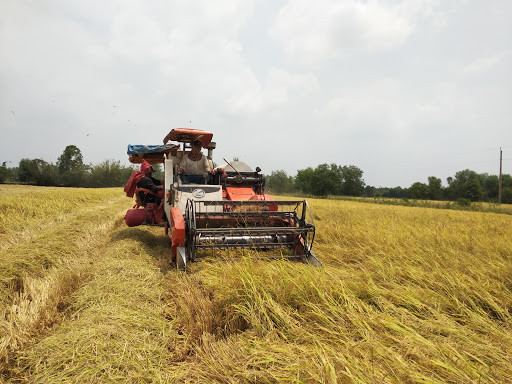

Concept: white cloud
[[461, 51, 511, 77], [269, 0, 423, 65], [225, 68, 320, 115], [96, 0, 265, 121]]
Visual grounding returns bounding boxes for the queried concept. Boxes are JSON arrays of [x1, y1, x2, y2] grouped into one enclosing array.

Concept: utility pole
[[498, 147, 503, 205]]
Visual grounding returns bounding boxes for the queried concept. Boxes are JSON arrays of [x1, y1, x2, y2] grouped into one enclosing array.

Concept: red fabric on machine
[[123, 160, 152, 197]]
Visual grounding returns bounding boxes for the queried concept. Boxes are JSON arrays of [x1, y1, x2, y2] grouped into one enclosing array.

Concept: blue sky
[[1, 0, 511, 187]]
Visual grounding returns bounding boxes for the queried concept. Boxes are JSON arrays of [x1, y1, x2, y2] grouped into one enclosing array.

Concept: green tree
[[295, 164, 342, 197], [500, 174, 512, 204], [384, 186, 409, 198], [340, 165, 365, 196], [502, 187, 512, 204], [266, 170, 295, 194], [364, 185, 375, 197], [295, 167, 314, 194], [311, 164, 342, 196], [18, 159, 33, 183], [409, 182, 429, 199], [57, 145, 85, 187], [503, 174, 512, 188], [446, 169, 483, 201], [480, 174, 499, 201], [427, 176, 442, 200], [445, 177, 455, 200], [86, 160, 135, 187], [18, 158, 59, 186], [0, 161, 10, 183]]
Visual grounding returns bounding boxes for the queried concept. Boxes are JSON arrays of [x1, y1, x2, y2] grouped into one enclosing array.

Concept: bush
[[456, 198, 471, 207]]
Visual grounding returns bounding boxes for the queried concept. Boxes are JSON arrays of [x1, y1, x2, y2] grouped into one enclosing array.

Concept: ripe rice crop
[[0, 185, 511, 383]]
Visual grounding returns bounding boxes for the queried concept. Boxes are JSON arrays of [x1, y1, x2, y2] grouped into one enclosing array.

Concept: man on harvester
[[177, 139, 214, 184]]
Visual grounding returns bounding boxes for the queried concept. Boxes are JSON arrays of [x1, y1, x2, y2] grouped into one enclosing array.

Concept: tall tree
[[447, 169, 483, 201], [312, 163, 342, 196], [295, 167, 315, 195], [427, 176, 443, 200], [340, 165, 365, 196], [409, 182, 429, 199], [0, 161, 9, 183], [57, 145, 83, 173], [266, 170, 295, 194], [480, 174, 498, 201], [57, 145, 85, 187], [502, 188, 512, 204], [295, 164, 342, 197]]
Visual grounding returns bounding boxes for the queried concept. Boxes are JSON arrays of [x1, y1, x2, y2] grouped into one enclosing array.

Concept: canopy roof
[[127, 144, 178, 164], [127, 128, 214, 164], [163, 128, 213, 148]]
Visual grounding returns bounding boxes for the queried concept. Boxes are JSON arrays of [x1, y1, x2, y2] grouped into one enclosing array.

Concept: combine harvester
[[124, 128, 321, 269]]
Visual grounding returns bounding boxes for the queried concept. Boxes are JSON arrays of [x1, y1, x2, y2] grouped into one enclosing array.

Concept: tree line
[[0, 145, 138, 188], [1, 147, 511, 204], [266, 164, 512, 204], [266, 164, 366, 197]]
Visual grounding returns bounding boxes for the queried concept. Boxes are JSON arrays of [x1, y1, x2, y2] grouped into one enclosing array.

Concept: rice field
[[0, 184, 511, 383]]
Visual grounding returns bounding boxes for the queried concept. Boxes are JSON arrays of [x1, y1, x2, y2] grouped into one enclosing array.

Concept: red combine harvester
[[124, 128, 321, 269]]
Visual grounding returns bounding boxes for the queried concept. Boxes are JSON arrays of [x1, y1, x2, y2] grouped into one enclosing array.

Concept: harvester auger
[[124, 128, 321, 269]]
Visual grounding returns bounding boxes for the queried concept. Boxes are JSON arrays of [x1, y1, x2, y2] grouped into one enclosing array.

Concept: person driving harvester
[[178, 140, 214, 184]]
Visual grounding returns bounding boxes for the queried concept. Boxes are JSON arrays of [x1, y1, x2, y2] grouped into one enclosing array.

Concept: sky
[[1, 0, 511, 187]]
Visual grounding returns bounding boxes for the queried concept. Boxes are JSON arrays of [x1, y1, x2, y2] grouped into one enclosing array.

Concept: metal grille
[[184, 199, 316, 263]]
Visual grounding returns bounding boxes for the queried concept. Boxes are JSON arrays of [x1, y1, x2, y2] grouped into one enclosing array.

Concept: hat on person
[[140, 160, 152, 175]]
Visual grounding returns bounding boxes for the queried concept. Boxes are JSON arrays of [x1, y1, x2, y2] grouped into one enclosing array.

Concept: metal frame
[[184, 199, 319, 265]]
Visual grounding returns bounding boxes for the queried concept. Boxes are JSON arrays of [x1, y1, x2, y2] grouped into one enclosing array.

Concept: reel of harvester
[[182, 199, 321, 266]]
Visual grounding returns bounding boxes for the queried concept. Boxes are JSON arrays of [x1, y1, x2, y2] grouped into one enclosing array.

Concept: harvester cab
[[124, 128, 321, 269]]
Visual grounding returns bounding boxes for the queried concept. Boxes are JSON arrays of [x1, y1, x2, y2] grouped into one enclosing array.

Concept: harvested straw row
[[8, 228, 174, 383], [0, 186, 123, 250], [0, 187, 130, 376]]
